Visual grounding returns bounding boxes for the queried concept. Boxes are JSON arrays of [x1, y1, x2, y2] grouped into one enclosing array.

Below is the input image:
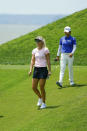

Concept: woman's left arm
[[69, 37, 77, 57], [46, 53, 51, 75]]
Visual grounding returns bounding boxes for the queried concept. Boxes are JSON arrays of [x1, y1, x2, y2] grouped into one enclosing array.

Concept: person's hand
[[69, 53, 73, 57], [48, 71, 51, 76], [28, 71, 32, 76], [47, 71, 51, 79], [54, 56, 60, 61]]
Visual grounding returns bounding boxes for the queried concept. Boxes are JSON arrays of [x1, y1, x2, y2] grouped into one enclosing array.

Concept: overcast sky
[[0, 0, 87, 15]]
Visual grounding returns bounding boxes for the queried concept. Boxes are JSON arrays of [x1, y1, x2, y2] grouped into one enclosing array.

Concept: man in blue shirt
[[56, 26, 77, 87]]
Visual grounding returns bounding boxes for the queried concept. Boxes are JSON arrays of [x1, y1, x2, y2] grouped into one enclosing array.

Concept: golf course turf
[[0, 65, 87, 131]]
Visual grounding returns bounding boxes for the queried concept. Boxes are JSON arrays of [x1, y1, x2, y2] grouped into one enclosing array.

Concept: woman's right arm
[[57, 45, 62, 57], [29, 54, 35, 76], [54, 45, 62, 61], [54, 38, 62, 61]]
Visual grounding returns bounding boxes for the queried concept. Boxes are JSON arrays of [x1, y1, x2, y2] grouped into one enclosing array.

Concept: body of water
[[0, 24, 42, 44]]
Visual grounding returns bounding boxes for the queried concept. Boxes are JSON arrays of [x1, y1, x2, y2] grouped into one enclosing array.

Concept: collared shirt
[[60, 36, 76, 53]]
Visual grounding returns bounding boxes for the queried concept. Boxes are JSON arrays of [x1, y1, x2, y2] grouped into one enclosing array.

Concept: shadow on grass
[[73, 84, 87, 87], [37, 105, 61, 110], [46, 105, 61, 109], [57, 84, 87, 89], [65, 84, 87, 88], [0, 116, 4, 118]]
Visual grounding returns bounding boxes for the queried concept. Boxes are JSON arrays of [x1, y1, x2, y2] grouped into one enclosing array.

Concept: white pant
[[59, 53, 74, 84]]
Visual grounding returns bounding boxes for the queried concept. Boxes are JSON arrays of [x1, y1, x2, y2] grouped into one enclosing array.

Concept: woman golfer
[[29, 36, 51, 109], [56, 26, 76, 87]]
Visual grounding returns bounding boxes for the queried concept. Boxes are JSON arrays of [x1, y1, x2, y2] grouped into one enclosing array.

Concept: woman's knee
[[32, 85, 37, 91], [40, 86, 45, 92], [32, 79, 38, 91]]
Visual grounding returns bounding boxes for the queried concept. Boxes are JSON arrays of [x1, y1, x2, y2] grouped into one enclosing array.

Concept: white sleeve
[[57, 45, 62, 56], [32, 49, 35, 55], [45, 48, 50, 55], [71, 45, 76, 54]]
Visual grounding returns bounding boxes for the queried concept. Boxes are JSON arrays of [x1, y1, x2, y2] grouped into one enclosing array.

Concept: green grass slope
[[0, 65, 87, 131], [0, 8, 87, 65]]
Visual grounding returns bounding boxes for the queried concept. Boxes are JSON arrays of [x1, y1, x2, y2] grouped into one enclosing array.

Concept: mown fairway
[[0, 65, 87, 131]]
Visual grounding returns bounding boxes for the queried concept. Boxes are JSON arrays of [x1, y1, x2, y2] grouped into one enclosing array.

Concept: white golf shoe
[[37, 98, 42, 106], [70, 81, 75, 86], [40, 103, 46, 109]]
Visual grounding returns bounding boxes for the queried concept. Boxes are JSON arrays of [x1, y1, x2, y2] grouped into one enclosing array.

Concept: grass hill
[[0, 8, 87, 65]]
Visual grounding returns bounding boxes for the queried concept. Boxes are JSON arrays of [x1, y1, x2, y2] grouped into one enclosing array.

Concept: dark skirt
[[33, 67, 48, 79]]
